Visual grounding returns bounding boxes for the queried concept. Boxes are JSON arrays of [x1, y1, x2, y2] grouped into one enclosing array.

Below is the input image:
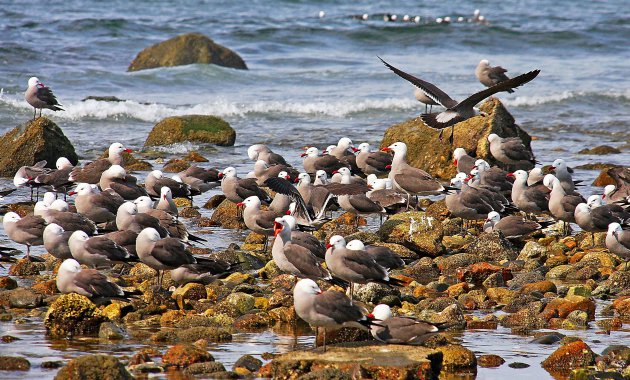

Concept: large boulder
[[144, 115, 235, 147], [0, 117, 78, 177], [380, 98, 533, 179], [128, 33, 247, 72]]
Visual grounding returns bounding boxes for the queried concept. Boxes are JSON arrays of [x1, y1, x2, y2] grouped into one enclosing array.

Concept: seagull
[[369, 304, 439, 345], [475, 60, 513, 92], [293, 278, 379, 350], [379, 57, 540, 144], [2, 212, 46, 259], [69, 143, 131, 184], [488, 134, 536, 171], [56, 259, 127, 298], [606, 223, 630, 268], [25, 77, 64, 120]]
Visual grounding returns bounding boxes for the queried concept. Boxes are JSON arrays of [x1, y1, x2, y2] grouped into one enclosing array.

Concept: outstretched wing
[[457, 70, 540, 109], [379, 57, 458, 108]]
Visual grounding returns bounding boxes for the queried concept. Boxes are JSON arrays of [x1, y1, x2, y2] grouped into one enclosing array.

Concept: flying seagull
[[378, 57, 540, 144]]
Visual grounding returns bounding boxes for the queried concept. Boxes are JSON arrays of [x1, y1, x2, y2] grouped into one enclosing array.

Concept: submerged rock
[[128, 32, 247, 72], [380, 98, 533, 179], [145, 115, 236, 147], [44, 293, 108, 338], [0, 117, 78, 177]]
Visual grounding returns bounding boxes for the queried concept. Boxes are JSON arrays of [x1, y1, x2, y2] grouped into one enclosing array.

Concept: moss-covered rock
[[208, 199, 245, 229], [0, 117, 78, 177], [377, 211, 444, 257], [436, 344, 477, 373], [380, 98, 533, 179], [45, 293, 108, 338], [128, 33, 247, 72], [0, 356, 30, 371], [54, 354, 133, 380], [144, 115, 235, 147]]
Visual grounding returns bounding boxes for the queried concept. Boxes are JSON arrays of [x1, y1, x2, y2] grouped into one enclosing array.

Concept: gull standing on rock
[[325, 235, 403, 300], [549, 158, 576, 193], [483, 211, 550, 239], [70, 183, 124, 227], [219, 167, 271, 205], [382, 142, 451, 208], [145, 170, 195, 199], [453, 148, 476, 174], [238, 196, 278, 251], [116, 201, 168, 237], [43, 223, 74, 260], [606, 223, 630, 265], [356, 143, 392, 176], [346, 240, 406, 271], [14, 161, 51, 201], [2, 212, 46, 259], [488, 134, 536, 171], [293, 278, 380, 350], [99, 165, 148, 200], [548, 176, 585, 234], [475, 60, 513, 92], [247, 144, 289, 166], [369, 304, 439, 345], [508, 170, 549, 214], [134, 196, 204, 243], [155, 187, 178, 216], [68, 230, 130, 268], [34, 157, 74, 197], [301, 147, 346, 175], [379, 57, 540, 144], [333, 167, 385, 224], [271, 217, 338, 283], [25, 77, 64, 119], [136, 227, 196, 287], [175, 166, 220, 193]]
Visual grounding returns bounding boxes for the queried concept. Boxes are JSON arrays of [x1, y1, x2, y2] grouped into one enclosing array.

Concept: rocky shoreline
[[0, 99, 629, 379]]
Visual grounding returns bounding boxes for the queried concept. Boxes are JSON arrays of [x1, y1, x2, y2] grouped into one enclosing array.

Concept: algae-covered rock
[[45, 293, 108, 338], [377, 211, 444, 256], [145, 115, 235, 147], [209, 199, 246, 229], [0, 117, 78, 177], [380, 98, 533, 179], [128, 33, 247, 72], [0, 356, 30, 371], [541, 340, 596, 374], [226, 292, 256, 315], [54, 354, 133, 380], [437, 344, 477, 373], [162, 344, 214, 368]]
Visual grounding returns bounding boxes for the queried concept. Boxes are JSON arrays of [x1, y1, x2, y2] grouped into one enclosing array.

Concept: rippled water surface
[[1, 0, 629, 378]]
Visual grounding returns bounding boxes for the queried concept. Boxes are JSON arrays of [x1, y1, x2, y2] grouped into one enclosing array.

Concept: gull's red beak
[[124, 149, 132, 153], [602, 194, 606, 199], [218, 172, 224, 179], [326, 243, 332, 249], [294, 177, 300, 183], [472, 165, 478, 169], [332, 170, 339, 175], [300, 153, 307, 157], [273, 221, 283, 236], [550, 166, 556, 170], [284, 175, 290, 180], [68, 191, 76, 196], [352, 147, 359, 152], [453, 159, 458, 166], [381, 147, 391, 152], [367, 313, 374, 318], [385, 165, 392, 169], [162, 195, 166, 200], [236, 202, 244, 208], [506, 173, 515, 178], [285, 210, 291, 215]]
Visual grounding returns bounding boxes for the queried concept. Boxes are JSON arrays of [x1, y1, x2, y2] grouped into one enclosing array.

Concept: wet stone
[[477, 354, 505, 368], [0, 356, 31, 371]]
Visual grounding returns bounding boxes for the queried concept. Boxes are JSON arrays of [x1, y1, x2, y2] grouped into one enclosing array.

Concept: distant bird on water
[[25, 77, 64, 120], [475, 60, 513, 92], [379, 57, 540, 145]]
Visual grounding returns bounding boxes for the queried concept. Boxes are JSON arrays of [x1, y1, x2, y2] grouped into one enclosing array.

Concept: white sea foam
[[505, 89, 630, 107], [0, 91, 418, 121]]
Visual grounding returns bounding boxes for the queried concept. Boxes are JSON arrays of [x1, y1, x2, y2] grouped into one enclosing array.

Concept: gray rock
[[233, 354, 262, 372], [8, 288, 43, 309], [184, 362, 226, 375], [99, 322, 126, 340], [354, 282, 400, 304], [530, 332, 564, 345], [0, 356, 30, 371]]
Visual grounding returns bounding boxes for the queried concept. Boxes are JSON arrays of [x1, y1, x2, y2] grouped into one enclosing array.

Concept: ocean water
[[0, 1, 629, 379]]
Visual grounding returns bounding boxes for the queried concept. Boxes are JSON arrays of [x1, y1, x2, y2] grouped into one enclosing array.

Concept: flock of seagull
[[5, 57, 630, 349]]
